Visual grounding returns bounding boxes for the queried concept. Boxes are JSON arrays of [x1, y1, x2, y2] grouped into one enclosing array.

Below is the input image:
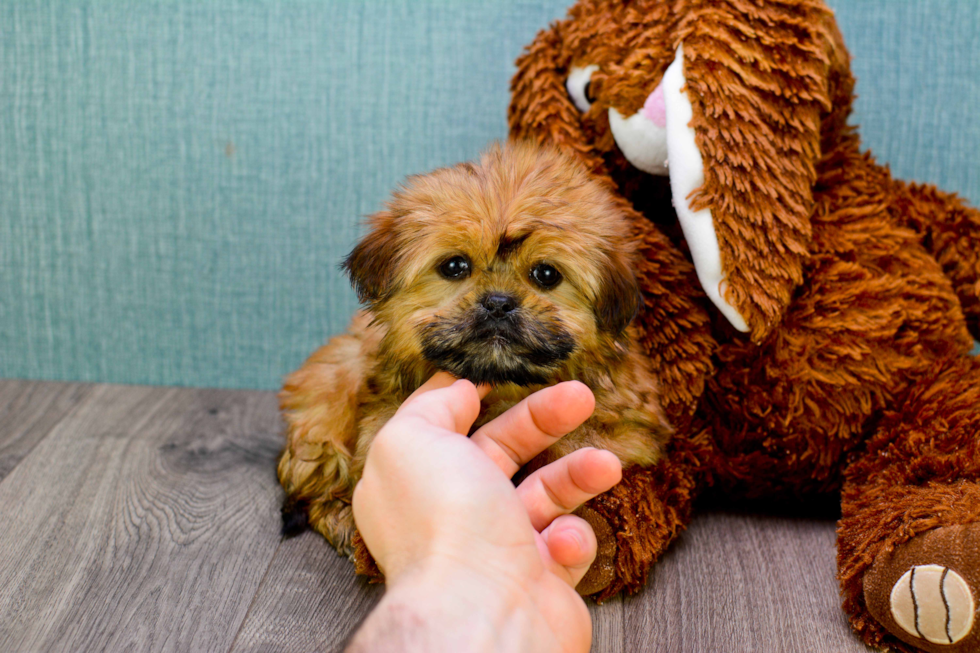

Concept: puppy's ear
[[341, 211, 399, 304], [595, 253, 642, 336]]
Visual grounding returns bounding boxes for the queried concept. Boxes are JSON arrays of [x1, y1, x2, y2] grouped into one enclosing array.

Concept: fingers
[[395, 372, 491, 434], [528, 449, 621, 588], [470, 381, 595, 477], [398, 372, 492, 409], [540, 514, 598, 588], [397, 371, 458, 408], [517, 448, 622, 531]]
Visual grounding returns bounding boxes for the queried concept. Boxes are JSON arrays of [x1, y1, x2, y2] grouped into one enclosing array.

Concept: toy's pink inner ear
[[642, 85, 666, 128]]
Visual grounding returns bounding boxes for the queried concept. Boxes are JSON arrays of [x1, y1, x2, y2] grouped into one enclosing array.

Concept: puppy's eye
[[566, 65, 599, 113], [438, 255, 471, 280], [530, 263, 562, 289]]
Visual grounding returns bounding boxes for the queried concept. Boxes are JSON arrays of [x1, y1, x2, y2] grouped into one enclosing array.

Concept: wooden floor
[[0, 379, 877, 652]]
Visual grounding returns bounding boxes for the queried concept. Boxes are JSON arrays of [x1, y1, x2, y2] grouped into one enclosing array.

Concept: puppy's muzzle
[[419, 290, 573, 386]]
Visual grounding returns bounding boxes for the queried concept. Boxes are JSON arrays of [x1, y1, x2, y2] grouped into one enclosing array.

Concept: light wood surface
[[0, 380, 875, 652]]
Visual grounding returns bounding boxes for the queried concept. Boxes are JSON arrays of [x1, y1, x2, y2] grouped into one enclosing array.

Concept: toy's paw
[[574, 505, 617, 596], [864, 524, 980, 652]]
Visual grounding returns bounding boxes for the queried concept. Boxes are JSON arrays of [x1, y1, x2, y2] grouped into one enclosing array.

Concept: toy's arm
[[566, 212, 718, 599], [624, 202, 716, 433], [580, 422, 716, 600], [892, 180, 980, 340]]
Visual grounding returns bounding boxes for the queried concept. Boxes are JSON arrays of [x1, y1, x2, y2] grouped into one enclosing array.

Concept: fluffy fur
[[508, 1, 980, 651], [277, 141, 672, 561]]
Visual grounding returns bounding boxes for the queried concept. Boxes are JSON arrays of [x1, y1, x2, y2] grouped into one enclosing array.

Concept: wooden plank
[[230, 531, 384, 653], [588, 594, 625, 653], [0, 384, 284, 653], [0, 380, 94, 481], [622, 509, 874, 652]]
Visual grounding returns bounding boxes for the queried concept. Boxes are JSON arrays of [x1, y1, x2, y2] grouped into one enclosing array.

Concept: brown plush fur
[[278, 141, 672, 555], [509, 1, 980, 650]]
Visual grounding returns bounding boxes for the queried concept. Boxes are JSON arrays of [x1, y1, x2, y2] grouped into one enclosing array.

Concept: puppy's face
[[343, 142, 641, 387]]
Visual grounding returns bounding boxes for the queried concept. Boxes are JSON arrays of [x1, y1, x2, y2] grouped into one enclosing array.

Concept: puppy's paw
[[308, 498, 357, 557], [864, 523, 980, 652], [280, 492, 357, 557], [277, 445, 358, 556]]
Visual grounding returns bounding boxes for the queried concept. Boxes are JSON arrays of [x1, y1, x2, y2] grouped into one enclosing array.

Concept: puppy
[[277, 141, 672, 554]]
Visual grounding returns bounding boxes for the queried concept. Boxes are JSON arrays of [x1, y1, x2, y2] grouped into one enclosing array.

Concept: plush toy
[[508, 1, 980, 651]]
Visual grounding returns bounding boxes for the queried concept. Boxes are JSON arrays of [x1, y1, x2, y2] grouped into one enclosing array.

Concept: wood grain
[[588, 594, 625, 653], [622, 508, 874, 652], [0, 380, 93, 481], [231, 531, 383, 653], [0, 384, 284, 652]]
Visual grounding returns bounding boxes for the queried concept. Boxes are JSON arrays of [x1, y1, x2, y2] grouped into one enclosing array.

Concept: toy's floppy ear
[[341, 211, 400, 305], [672, 0, 835, 342], [509, 22, 609, 180]]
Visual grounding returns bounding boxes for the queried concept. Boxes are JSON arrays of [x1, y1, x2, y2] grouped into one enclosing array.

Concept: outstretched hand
[[347, 372, 623, 653]]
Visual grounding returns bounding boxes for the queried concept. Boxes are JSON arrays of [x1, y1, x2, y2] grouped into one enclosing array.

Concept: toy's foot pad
[[574, 505, 616, 596], [890, 565, 974, 645], [865, 524, 980, 652]]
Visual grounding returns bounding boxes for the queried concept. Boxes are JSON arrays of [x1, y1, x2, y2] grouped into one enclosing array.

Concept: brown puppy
[[277, 141, 670, 560]]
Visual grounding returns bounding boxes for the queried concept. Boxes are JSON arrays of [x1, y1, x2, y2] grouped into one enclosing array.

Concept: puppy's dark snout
[[481, 292, 518, 320]]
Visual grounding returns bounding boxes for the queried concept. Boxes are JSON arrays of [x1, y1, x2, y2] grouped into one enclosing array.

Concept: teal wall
[[1, 0, 978, 390]]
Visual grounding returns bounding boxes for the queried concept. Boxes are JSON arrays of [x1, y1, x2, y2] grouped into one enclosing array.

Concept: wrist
[[395, 557, 533, 643], [348, 556, 546, 653]]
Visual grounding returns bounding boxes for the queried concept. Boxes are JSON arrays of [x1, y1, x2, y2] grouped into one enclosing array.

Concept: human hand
[[347, 372, 623, 653]]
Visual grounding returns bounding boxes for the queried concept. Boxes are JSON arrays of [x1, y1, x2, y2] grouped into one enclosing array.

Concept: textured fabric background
[[1, 0, 978, 390]]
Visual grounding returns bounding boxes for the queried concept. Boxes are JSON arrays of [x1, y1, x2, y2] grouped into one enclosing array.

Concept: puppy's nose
[[481, 292, 518, 320]]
